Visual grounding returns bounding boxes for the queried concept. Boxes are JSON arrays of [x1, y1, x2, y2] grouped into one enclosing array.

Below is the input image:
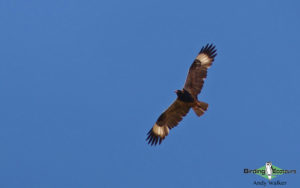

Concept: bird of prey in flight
[[146, 44, 217, 146]]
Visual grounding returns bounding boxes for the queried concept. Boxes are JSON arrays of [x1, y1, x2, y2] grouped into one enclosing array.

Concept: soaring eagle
[[146, 44, 217, 145]]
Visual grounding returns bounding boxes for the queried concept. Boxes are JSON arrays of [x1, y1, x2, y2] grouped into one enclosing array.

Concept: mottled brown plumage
[[146, 44, 217, 146]]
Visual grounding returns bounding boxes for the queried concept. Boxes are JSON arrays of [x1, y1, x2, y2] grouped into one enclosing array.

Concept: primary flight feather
[[146, 44, 217, 146]]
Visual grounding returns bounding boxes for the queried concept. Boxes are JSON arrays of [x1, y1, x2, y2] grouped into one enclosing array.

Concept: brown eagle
[[146, 44, 217, 145]]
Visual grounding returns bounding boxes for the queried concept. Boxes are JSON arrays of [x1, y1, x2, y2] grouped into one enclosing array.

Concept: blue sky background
[[0, 0, 299, 187]]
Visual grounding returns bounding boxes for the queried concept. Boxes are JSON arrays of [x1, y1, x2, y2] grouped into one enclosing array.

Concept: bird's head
[[175, 90, 183, 96], [266, 162, 272, 167]]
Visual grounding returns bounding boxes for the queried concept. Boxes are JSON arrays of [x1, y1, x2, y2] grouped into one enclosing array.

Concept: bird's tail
[[268, 175, 272, 180], [192, 101, 208, 117]]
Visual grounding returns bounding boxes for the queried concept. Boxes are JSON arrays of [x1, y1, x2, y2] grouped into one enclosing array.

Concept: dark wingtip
[[199, 43, 217, 59], [146, 128, 163, 146]]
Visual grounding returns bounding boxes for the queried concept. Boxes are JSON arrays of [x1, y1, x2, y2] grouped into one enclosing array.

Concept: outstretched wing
[[146, 99, 191, 145], [184, 44, 217, 98]]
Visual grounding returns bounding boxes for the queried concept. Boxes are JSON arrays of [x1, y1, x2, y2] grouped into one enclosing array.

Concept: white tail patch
[[152, 124, 169, 137], [196, 54, 212, 67]]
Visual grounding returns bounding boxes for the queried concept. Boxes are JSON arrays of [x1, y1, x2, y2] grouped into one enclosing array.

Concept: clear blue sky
[[0, 0, 299, 187]]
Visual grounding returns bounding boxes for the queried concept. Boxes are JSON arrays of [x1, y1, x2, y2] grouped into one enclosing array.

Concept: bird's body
[[146, 44, 217, 145], [266, 162, 273, 180], [176, 89, 194, 102]]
